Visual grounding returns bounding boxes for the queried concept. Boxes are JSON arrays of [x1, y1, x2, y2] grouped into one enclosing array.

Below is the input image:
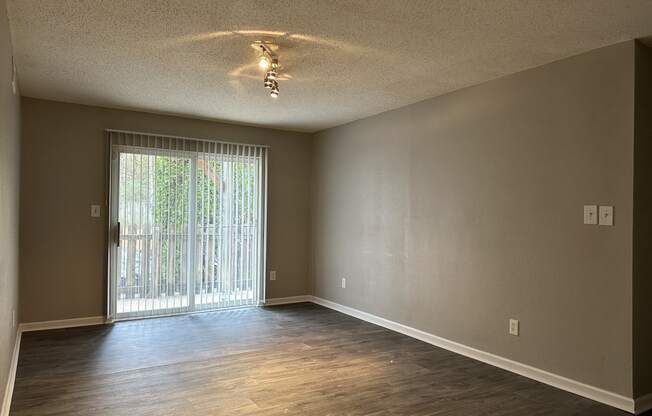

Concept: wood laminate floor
[[11, 303, 632, 415]]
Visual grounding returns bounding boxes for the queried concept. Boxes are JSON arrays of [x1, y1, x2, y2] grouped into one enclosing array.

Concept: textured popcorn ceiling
[[6, 1, 652, 132]]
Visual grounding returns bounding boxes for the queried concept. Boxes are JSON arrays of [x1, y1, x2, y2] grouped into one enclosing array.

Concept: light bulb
[[258, 56, 270, 69]]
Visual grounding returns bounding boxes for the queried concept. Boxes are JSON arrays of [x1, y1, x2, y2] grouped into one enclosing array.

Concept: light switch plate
[[341, 278, 346, 289], [599, 206, 614, 226], [270, 270, 277, 281], [509, 319, 519, 336], [583, 205, 597, 225], [90, 205, 101, 218]]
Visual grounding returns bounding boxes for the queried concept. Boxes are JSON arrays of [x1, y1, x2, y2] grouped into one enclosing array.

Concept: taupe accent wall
[[0, 0, 20, 406], [634, 41, 652, 400], [311, 42, 635, 396], [19, 98, 312, 323]]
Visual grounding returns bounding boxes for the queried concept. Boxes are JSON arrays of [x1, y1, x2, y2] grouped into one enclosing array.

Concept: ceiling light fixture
[[258, 55, 270, 69], [256, 43, 280, 98]]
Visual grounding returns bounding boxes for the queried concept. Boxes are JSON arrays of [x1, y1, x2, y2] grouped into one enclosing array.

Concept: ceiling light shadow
[[166, 29, 382, 57]]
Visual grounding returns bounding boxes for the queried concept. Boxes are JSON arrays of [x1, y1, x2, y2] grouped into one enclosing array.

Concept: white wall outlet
[[269, 270, 276, 281], [583, 205, 597, 225], [599, 205, 614, 226], [341, 278, 346, 289], [509, 319, 519, 336], [90, 204, 101, 218]]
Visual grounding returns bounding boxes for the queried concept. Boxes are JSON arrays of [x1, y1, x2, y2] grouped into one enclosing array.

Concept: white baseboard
[[636, 392, 652, 414], [309, 296, 636, 414], [264, 295, 312, 306], [19, 316, 106, 333], [1, 329, 21, 416]]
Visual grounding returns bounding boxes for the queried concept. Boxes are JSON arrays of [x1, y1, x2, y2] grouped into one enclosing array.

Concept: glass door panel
[[115, 150, 192, 319], [194, 154, 260, 310]]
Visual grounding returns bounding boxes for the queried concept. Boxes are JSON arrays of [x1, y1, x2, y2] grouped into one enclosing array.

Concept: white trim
[[1, 329, 21, 416], [309, 296, 635, 414], [260, 149, 269, 306], [19, 316, 106, 333], [635, 392, 652, 415], [264, 296, 312, 306]]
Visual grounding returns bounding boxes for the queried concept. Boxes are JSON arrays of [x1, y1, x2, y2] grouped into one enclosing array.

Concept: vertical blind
[[107, 130, 268, 320]]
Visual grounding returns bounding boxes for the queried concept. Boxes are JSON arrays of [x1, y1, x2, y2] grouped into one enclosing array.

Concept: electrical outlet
[[341, 278, 346, 289], [509, 319, 519, 336], [90, 205, 101, 218], [270, 270, 276, 281]]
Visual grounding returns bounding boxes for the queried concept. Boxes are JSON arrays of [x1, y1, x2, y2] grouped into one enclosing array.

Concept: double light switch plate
[[584, 205, 613, 226]]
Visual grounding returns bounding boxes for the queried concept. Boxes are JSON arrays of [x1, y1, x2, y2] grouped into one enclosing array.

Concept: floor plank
[[10, 303, 631, 415]]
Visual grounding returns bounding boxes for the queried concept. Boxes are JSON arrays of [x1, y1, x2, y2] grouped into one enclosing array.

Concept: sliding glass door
[[108, 131, 268, 320], [113, 149, 192, 318], [194, 146, 265, 311]]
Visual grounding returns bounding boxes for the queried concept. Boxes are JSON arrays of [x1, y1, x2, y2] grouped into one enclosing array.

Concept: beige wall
[[20, 98, 312, 323], [634, 41, 652, 399], [311, 42, 635, 396], [0, 0, 20, 407]]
